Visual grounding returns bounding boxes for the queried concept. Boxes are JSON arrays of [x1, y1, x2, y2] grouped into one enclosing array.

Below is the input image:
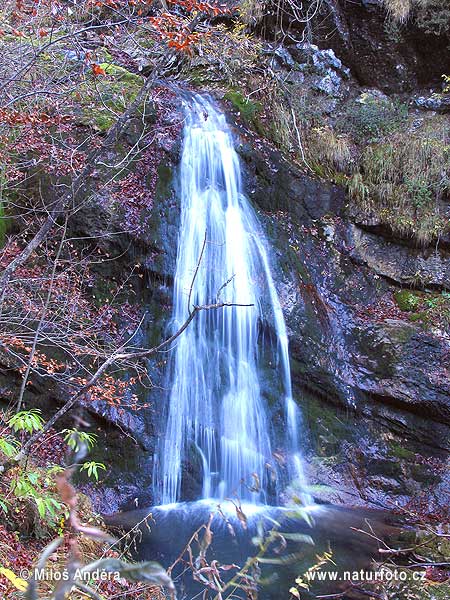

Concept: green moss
[[411, 463, 440, 484], [153, 163, 173, 201], [187, 67, 211, 87], [139, 39, 155, 49], [308, 163, 349, 186], [224, 89, 262, 129], [388, 441, 415, 460], [98, 63, 143, 87], [75, 63, 143, 132], [309, 162, 326, 179], [88, 110, 116, 132], [408, 311, 428, 323], [331, 172, 349, 187], [394, 290, 421, 312], [302, 392, 353, 457]]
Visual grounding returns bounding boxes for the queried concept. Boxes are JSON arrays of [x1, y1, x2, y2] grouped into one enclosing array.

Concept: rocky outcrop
[[348, 225, 450, 289], [282, 0, 450, 94], [235, 127, 449, 512]]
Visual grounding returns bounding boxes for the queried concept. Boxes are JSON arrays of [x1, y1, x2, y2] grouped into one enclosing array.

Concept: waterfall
[[154, 95, 310, 507]]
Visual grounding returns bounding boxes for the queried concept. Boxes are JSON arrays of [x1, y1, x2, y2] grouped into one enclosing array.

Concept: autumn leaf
[[91, 63, 106, 77], [0, 567, 28, 591]]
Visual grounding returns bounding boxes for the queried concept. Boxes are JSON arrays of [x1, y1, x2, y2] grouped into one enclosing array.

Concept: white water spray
[[154, 95, 310, 506]]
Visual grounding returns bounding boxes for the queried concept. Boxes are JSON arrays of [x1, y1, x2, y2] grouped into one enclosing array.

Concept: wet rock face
[[48, 93, 183, 514], [239, 132, 449, 413]]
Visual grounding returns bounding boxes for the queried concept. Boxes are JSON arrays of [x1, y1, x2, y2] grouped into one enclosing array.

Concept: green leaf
[[80, 461, 106, 481], [0, 497, 9, 513], [27, 472, 39, 485], [0, 437, 20, 458], [80, 558, 175, 592], [35, 498, 46, 518], [9, 409, 44, 433], [63, 429, 98, 452]]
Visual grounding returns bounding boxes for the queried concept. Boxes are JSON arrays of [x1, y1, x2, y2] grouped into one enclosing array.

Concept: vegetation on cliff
[[0, 1, 448, 599]]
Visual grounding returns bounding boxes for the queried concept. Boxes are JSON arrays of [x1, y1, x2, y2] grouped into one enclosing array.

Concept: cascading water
[[154, 95, 310, 507]]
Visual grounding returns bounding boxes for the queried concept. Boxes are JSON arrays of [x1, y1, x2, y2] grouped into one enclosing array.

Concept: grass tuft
[[306, 127, 355, 175], [383, 0, 413, 22], [348, 117, 450, 245]]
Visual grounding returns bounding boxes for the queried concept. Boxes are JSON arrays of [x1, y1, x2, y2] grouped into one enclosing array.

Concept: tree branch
[[14, 301, 252, 460]]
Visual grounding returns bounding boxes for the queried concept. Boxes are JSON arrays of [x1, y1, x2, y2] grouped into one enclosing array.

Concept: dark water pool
[[105, 500, 404, 599]]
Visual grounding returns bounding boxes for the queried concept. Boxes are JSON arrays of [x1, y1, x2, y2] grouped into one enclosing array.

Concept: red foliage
[[354, 293, 403, 324], [0, 525, 43, 595], [91, 63, 106, 77], [148, 1, 233, 52], [425, 566, 450, 583], [0, 109, 70, 127]]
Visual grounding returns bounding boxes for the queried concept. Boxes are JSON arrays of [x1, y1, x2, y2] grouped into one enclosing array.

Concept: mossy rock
[[408, 310, 429, 323], [388, 441, 415, 460], [224, 90, 262, 131], [98, 63, 143, 86], [85, 110, 116, 132], [394, 289, 421, 311], [410, 463, 441, 484], [188, 67, 212, 87], [301, 391, 353, 456], [75, 63, 144, 132], [153, 163, 174, 201]]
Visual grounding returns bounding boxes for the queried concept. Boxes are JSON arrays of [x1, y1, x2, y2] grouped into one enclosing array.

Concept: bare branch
[[15, 300, 252, 459]]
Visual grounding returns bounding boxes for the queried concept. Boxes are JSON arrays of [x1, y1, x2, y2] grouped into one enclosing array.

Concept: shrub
[[394, 290, 420, 311], [8, 409, 44, 434], [337, 96, 408, 143], [416, 0, 450, 34], [383, 0, 450, 35]]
